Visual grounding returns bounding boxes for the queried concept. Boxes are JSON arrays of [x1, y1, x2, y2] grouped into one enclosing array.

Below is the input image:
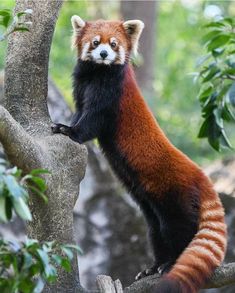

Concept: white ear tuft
[[71, 15, 86, 50], [123, 20, 144, 56], [71, 15, 85, 31]]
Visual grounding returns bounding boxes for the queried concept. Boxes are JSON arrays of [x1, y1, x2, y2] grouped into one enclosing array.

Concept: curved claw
[[51, 123, 61, 134], [157, 261, 174, 275], [51, 123, 71, 136], [135, 264, 159, 281]]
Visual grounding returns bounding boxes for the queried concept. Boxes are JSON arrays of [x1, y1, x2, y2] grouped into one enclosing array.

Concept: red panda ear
[[71, 15, 86, 49], [122, 20, 144, 56]]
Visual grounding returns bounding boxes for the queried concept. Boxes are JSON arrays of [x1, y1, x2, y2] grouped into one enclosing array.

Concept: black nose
[[100, 50, 108, 59]]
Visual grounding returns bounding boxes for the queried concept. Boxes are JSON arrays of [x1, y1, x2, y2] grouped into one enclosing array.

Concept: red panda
[[52, 16, 227, 293]]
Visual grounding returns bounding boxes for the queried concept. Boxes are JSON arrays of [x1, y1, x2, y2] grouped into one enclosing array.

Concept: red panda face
[[71, 16, 144, 65]]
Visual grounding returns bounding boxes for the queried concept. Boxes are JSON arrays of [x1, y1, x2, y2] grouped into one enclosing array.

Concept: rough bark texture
[[96, 263, 235, 292], [1, 1, 87, 292], [120, 0, 157, 92]]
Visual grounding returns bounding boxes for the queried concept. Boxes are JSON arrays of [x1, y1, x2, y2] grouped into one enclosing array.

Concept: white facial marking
[[110, 37, 117, 45], [81, 42, 90, 61], [91, 43, 116, 64], [92, 35, 101, 43]]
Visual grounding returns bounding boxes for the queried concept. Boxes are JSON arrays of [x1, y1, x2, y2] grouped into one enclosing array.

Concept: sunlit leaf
[[207, 34, 230, 51], [33, 278, 44, 293], [13, 27, 30, 32], [228, 82, 235, 106], [61, 247, 73, 260], [202, 66, 220, 83], [220, 129, 232, 149], [27, 184, 48, 203], [13, 197, 32, 221], [30, 169, 50, 176], [3, 175, 26, 199], [0, 196, 8, 222], [62, 244, 83, 255]]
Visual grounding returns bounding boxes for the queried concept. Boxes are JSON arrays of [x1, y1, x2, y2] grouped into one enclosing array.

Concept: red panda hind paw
[[157, 261, 174, 275], [135, 264, 159, 281], [51, 123, 71, 136]]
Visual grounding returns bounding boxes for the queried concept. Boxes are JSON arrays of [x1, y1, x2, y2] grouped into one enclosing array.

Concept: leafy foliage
[[0, 159, 48, 223], [0, 159, 82, 292], [0, 239, 82, 293], [197, 17, 235, 151], [0, 8, 32, 42]]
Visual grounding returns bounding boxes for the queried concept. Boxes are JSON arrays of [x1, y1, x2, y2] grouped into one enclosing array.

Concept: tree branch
[[0, 105, 43, 171], [1, 1, 88, 292], [205, 262, 235, 289], [96, 263, 235, 292]]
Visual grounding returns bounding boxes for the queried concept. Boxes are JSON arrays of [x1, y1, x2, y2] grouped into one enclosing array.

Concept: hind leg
[[135, 229, 174, 280], [135, 200, 172, 280]]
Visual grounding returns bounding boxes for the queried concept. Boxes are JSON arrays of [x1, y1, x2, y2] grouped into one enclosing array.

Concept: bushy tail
[[156, 190, 227, 293]]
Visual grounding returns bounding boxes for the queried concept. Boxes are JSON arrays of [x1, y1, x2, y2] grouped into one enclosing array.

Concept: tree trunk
[[120, 0, 158, 92], [1, 0, 87, 292]]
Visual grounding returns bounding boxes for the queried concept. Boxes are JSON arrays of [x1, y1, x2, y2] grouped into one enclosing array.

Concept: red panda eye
[[111, 42, 116, 48], [93, 40, 99, 47]]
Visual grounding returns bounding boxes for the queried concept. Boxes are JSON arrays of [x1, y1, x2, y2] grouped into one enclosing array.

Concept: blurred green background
[[0, 0, 234, 164]]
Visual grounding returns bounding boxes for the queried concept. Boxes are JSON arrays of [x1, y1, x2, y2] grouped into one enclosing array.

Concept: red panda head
[[71, 16, 144, 65]]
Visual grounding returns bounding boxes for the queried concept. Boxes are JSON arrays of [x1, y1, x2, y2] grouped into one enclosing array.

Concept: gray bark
[[1, 1, 87, 292], [96, 263, 235, 292]]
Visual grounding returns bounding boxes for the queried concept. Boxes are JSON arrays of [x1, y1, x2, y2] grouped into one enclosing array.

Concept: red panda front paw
[[51, 123, 71, 136], [135, 264, 159, 281]]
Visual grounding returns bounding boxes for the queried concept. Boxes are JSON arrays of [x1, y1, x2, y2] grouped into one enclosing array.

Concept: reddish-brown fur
[[117, 65, 227, 292], [75, 20, 131, 56], [67, 19, 227, 293]]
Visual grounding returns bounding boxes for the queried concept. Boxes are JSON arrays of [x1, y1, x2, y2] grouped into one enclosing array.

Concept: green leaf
[[213, 108, 223, 128], [18, 278, 35, 293], [228, 82, 235, 106], [13, 27, 30, 32], [204, 21, 225, 28], [29, 177, 47, 192], [25, 238, 39, 248], [0, 158, 7, 165], [207, 34, 230, 51], [202, 30, 222, 44], [223, 68, 235, 76], [60, 258, 71, 272], [0, 196, 8, 222], [220, 129, 233, 149], [208, 121, 221, 151], [62, 244, 83, 255], [198, 86, 213, 103], [13, 197, 32, 221], [222, 103, 235, 122], [217, 83, 231, 100], [3, 175, 26, 199], [61, 247, 73, 260], [33, 278, 44, 293], [27, 184, 48, 204], [17, 9, 33, 17], [212, 48, 225, 58], [202, 66, 220, 83], [223, 17, 234, 26], [52, 254, 63, 265], [5, 196, 12, 220], [30, 169, 50, 176], [0, 11, 11, 28], [22, 252, 33, 269]]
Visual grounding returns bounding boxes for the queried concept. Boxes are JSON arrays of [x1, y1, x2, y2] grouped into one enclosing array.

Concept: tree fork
[[1, 0, 87, 292]]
